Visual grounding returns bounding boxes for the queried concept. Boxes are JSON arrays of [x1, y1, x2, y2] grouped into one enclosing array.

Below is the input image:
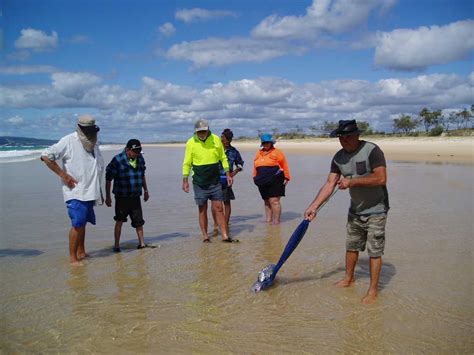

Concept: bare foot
[[272, 221, 280, 225], [78, 253, 90, 260], [334, 278, 354, 287], [70, 260, 84, 267], [361, 290, 377, 304], [212, 227, 219, 236]]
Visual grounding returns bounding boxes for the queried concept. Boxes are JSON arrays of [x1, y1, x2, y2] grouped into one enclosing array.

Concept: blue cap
[[260, 133, 275, 144]]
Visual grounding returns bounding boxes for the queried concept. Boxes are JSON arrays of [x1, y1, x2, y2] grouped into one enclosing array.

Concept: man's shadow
[[0, 249, 44, 257], [230, 214, 262, 223], [88, 232, 190, 258], [280, 211, 302, 223], [229, 224, 255, 237], [278, 258, 396, 291]]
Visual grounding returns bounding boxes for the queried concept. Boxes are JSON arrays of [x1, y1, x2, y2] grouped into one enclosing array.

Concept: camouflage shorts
[[346, 214, 387, 257]]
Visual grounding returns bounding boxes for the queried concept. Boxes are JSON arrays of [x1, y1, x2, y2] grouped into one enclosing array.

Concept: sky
[[0, 0, 473, 142]]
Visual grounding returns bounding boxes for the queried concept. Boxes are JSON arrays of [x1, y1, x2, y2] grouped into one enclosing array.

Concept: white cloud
[[158, 22, 176, 37], [175, 8, 237, 23], [14, 28, 58, 51], [1, 72, 472, 140], [51, 72, 102, 99], [252, 0, 395, 39], [375, 20, 474, 70], [6, 116, 24, 125], [166, 37, 305, 68], [0, 65, 58, 75]]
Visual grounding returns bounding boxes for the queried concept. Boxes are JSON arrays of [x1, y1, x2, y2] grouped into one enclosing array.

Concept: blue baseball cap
[[260, 133, 275, 145]]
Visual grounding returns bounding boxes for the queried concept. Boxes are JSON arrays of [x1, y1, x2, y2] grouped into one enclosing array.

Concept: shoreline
[[146, 136, 473, 165]]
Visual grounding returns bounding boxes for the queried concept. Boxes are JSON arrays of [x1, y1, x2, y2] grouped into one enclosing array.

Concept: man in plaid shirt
[[105, 139, 150, 252]]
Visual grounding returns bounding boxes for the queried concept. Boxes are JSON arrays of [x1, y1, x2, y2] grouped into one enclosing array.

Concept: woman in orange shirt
[[253, 134, 291, 224]]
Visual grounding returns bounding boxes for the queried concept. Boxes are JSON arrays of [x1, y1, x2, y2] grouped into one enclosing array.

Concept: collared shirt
[[106, 149, 146, 197], [219, 145, 244, 175], [182, 132, 229, 186], [42, 132, 104, 202]]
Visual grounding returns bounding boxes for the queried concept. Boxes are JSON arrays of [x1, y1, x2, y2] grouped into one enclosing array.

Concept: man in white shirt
[[41, 115, 104, 266]]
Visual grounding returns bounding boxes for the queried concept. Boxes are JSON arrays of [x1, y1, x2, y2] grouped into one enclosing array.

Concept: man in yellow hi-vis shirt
[[182, 119, 239, 243]]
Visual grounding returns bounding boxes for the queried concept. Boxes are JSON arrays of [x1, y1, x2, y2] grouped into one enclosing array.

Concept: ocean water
[[0, 144, 119, 163], [0, 146, 473, 353]]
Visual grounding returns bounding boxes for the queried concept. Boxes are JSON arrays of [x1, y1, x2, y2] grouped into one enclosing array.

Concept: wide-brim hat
[[330, 120, 364, 138], [77, 115, 99, 132]]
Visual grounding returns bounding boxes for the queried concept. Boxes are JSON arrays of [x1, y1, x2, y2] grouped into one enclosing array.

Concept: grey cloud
[[1, 72, 472, 141], [52, 72, 102, 99]]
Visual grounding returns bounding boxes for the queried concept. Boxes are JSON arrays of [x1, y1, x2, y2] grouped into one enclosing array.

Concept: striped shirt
[[106, 150, 146, 197]]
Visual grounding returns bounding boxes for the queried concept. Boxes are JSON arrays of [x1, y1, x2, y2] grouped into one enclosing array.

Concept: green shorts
[[346, 213, 387, 257]]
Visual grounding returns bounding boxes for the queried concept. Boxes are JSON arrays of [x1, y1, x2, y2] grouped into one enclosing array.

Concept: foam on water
[[0, 145, 119, 164]]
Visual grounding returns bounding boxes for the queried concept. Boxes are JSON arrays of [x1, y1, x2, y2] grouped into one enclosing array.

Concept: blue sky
[[1, 0, 473, 142]]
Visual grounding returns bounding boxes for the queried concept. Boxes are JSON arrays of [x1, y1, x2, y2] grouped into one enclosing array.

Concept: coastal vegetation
[[240, 106, 474, 140]]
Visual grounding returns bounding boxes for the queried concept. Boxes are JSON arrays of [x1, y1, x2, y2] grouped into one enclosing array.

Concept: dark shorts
[[346, 213, 387, 257], [193, 183, 223, 206], [114, 196, 145, 228], [66, 199, 96, 228], [257, 173, 286, 200], [222, 185, 235, 202]]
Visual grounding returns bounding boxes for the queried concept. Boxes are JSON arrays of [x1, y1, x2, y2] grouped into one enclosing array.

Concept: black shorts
[[222, 185, 235, 202], [257, 173, 286, 200], [114, 196, 145, 228]]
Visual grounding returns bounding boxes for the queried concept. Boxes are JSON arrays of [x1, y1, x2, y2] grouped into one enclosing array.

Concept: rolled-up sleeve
[[42, 137, 68, 161]]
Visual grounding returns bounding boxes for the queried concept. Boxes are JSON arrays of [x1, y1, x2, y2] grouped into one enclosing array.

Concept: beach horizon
[[145, 135, 473, 165]]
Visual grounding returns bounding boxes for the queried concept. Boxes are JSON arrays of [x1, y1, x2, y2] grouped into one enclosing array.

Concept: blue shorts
[[193, 183, 223, 206], [66, 199, 96, 228]]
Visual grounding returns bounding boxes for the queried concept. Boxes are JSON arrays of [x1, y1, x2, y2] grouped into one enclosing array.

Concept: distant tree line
[[392, 106, 473, 136], [237, 105, 473, 140]]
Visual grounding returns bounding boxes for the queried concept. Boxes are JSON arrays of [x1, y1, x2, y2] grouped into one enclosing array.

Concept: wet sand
[[0, 145, 473, 352]]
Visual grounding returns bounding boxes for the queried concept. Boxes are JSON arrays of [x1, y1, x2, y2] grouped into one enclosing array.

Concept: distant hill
[[0, 136, 57, 147]]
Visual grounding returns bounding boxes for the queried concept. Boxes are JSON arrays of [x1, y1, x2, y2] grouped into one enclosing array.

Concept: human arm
[[182, 141, 192, 193], [231, 149, 244, 177], [41, 155, 78, 188], [217, 139, 232, 187], [142, 175, 149, 201], [338, 166, 386, 190], [278, 150, 291, 185], [304, 173, 340, 221], [105, 180, 112, 206]]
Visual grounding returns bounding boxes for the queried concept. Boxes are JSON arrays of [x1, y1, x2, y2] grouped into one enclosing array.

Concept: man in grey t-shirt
[[304, 120, 389, 304]]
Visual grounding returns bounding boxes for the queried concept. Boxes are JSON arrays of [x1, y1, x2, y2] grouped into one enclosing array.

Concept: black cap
[[330, 120, 364, 138], [126, 139, 142, 151]]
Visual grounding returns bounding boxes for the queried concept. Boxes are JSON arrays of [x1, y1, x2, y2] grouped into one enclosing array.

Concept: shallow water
[[1, 146, 473, 353]]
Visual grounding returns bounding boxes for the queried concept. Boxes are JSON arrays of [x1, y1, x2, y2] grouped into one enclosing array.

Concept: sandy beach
[[153, 136, 474, 165], [1, 141, 473, 353]]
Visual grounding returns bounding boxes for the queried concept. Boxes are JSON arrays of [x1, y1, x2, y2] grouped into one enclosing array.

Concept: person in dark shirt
[[304, 120, 389, 304], [212, 129, 244, 235], [105, 139, 150, 252]]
